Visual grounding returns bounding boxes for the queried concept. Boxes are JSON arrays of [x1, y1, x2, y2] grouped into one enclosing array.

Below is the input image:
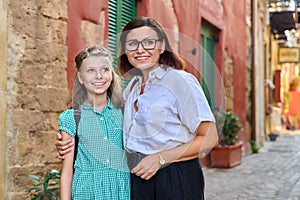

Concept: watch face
[[160, 159, 166, 165], [159, 154, 166, 165]]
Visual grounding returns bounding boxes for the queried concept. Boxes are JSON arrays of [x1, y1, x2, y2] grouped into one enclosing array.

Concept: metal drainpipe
[[251, 0, 257, 141]]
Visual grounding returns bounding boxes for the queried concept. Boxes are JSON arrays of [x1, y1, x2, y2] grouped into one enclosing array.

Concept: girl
[[59, 46, 130, 200]]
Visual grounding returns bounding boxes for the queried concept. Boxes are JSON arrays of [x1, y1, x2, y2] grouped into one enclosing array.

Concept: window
[[108, 0, 136, 59], [108, 0, 136, 89], [201, 22, 217, 109]]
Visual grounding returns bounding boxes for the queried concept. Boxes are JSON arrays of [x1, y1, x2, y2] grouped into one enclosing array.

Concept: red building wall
[[137, 0, 248, 151], [66, 0, 108, 93], [288, 91, 300, 128], [222, 2, 248, 145]]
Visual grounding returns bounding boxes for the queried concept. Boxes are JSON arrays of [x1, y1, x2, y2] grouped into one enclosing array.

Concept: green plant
[[249, 139, 260, 153], [289, 76, 300, 90], [284, 91, 291, 104], [291, 115, 299, 126], [26, 169, 61, 200], [213, 109, 243, 146]]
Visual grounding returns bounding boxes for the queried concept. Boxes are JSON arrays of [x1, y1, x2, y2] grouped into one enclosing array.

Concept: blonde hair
[[72, 46, 123, 109]]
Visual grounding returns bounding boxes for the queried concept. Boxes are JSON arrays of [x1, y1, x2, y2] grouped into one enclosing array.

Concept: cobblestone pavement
[[204, 133, 300, 200]]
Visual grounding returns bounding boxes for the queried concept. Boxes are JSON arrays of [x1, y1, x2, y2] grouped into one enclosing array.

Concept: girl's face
[[125, 26, 165, 76], [78, 56, 112, 97]]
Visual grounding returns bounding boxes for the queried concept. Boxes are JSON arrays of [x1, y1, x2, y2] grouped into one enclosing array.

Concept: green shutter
[[201, 22, 216, 109], [108, 0, 136, 59], [108, 0, 136, 89], [108, 0, 119, 59]]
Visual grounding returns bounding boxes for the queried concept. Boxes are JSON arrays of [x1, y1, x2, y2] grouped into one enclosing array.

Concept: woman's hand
[[55, 132, 74, 159], [131, 154, 161, 180]]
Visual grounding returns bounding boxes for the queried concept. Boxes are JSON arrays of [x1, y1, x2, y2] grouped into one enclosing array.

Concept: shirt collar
[[149, 65, 169, 80], [107, 98, 113, 109], [81, 98, 113, 110]]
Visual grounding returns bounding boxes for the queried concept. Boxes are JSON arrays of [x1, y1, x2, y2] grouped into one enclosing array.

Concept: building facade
[[0, 0, 269, 199]]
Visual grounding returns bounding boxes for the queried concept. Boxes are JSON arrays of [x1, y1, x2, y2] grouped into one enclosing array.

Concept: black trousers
[[130, 158, 205, 200]]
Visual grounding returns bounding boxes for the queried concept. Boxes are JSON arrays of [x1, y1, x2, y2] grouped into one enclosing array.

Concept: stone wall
[[5, 0, 69, 199], [0, 0, 8, 198], [249, 0, 269, 147]]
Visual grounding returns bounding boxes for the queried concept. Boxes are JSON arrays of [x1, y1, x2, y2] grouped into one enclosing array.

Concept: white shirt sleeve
[[176, 72, 215, 133]]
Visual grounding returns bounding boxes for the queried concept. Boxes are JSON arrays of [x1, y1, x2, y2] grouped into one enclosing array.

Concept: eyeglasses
[[125, 38, 161, 52]]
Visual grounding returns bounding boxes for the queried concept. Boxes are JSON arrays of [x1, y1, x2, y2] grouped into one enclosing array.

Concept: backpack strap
[[73, 107, 81, 173]]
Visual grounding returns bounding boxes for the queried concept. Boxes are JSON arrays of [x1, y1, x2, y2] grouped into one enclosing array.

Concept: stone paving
[[204, 133, 300, 200]]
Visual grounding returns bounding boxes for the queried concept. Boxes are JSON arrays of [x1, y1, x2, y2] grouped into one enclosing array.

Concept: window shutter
[[108, 0, 136, 59], [108, 0, 136, 89], [201, 22, 216, 109]]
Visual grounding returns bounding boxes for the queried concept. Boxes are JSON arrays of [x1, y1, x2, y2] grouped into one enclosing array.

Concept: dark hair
[[118, 16, 185, 76], [73, 46, 123, 108]]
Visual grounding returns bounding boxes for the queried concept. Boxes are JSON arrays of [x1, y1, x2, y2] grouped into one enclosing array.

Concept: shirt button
[[106, 159, 110, 164], [104, 136, 107, 141], [100, 117, 104, 120]]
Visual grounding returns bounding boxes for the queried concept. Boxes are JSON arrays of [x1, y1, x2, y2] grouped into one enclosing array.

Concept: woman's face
[[78, 56, 112, 98], [125, 26, 165, 76]]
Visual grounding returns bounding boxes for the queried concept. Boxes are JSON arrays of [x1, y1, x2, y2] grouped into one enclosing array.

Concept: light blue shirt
[[123, 66, 215, 154]]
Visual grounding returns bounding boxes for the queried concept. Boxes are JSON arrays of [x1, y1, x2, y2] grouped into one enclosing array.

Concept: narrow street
[[204, 133, 300, 200]]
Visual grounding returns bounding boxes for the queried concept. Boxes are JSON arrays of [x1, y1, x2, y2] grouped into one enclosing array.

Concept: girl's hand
[[131, 154, 161, 180], [55, 132, 74, 159]]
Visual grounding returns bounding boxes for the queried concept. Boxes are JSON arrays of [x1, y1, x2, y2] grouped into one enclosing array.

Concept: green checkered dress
[[59, 100, 130, 200]]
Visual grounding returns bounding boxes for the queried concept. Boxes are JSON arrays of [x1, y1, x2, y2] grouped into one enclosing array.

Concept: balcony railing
[[268, 0, 297, 12]]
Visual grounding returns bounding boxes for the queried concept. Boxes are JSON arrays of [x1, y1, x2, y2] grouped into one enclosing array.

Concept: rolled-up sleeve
[[178, 74, 215, 133]]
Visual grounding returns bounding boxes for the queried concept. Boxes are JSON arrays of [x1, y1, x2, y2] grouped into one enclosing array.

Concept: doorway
[[200, 22, 217, 109]]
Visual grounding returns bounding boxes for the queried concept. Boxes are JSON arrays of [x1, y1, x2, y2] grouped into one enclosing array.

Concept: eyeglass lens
[[126, 39, 158, 51]]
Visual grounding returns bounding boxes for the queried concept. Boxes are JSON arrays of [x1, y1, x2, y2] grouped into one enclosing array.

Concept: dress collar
[[81, 98, 113, 110]]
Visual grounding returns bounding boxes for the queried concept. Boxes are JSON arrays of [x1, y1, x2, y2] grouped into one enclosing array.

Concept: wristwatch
[[158, 153, 166, 165]]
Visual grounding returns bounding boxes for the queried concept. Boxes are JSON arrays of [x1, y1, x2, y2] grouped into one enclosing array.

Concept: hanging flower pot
[[289, 77, 300, 91]]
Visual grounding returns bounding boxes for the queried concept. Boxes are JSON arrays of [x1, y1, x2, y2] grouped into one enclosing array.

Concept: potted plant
[[291, 115, 299, 130], [268, 132, 278, 141], [289, 76, 300, 91], [285, 115, 300, 131], [210, 109, 243, 168]]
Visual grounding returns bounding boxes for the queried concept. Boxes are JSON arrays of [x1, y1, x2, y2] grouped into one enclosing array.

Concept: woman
[[58, 46, 130, 200], [119, 16, 218, 200], [56, 17, 218, 200]]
